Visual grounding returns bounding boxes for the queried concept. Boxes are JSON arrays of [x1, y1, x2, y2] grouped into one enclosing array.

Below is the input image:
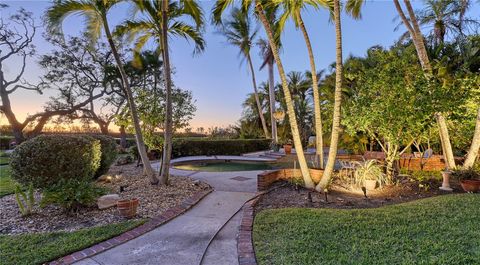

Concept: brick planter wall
[[258, 169, 323, 191]]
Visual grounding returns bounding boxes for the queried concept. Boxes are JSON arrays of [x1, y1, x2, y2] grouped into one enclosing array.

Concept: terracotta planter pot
[[117, 198, 139, 218], [460, 179, 480, 193], [365, 179, 377, 190], [284, 144, 292, 154]]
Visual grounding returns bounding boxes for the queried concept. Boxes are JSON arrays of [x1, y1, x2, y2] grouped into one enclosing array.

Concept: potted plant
[[117, 198, 139, 218], [451, 169, 480, 193], [283, 139, 293, 154], [354, 160, 386, 190]]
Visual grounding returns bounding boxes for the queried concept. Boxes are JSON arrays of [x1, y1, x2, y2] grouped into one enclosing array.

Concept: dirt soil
[[0, 163, 211, 235], [256, 178, 462, 212]]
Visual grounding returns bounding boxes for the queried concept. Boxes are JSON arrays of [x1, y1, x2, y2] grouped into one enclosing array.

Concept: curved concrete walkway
[[74, 161, 264, 265]]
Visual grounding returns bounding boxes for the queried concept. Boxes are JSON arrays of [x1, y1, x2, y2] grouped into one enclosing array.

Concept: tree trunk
[[317, 0, 343, 191], [119, 125, 127, 148], [463, 107, 480, 168], [297, 12, 324, 169], [393, 0, 456, 169], [0, 74, 26, 143], [101, 15, 157, 183], [268, 61, 277, 144], [255, 1, 314, 188], [159, 0, 173, 185], [247, 53, 270, 138]]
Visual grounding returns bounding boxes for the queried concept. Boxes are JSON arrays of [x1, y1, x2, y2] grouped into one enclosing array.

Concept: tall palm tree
[[213, 0, 315, 188], [258, 38, 278, 143], [118, 0, 205, 184], [278, 0, 332, 168], [393, 0, 457, 169], [45, 0, 157, 183], [316, 0, 344, 190], [217, 7, 270, 138]]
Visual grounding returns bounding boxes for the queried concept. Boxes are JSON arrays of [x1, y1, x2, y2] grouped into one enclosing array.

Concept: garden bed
[[256, 178, 457, 212], [0, 163, 211, 235]]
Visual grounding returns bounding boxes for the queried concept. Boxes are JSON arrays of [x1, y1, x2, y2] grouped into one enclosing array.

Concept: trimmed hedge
[[88, 134, 117, 178], [171, 139, 270, 158], [10, 135, 101, 189], [0, 136, 13, 150]]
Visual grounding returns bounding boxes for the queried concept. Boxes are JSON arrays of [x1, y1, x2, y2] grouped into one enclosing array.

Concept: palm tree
[[396, 0, 478, 46], [118, 0, 205, 184], [258, 38, 278, 143], [393, 0, 457, 169], [217, 7, 270, 138], [278, 0, 332, 169], [45, 0, 157, 183], [213, 0, 315, 188]]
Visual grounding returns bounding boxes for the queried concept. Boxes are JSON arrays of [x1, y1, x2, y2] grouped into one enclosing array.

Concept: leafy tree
[[45, 0, 157, 183]]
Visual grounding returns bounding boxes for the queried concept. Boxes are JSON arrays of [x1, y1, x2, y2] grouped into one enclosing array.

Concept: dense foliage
[[10, 135, 101, 189], [171, 138, 271, 157], [40, 179, 106, 211]]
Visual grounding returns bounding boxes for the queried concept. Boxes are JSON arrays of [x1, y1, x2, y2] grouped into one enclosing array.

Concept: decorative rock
[[97, 194, 121, 210]]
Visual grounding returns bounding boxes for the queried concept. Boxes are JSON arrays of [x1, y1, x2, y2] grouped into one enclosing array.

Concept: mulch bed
[[256, 178, 462, 212], [0, 163, 211, 235]]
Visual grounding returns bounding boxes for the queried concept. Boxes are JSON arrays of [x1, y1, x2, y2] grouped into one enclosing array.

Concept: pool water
[[173, 161, 276, 172]]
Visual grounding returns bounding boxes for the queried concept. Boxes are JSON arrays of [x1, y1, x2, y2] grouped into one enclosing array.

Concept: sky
[[1, 0, 479, 131]]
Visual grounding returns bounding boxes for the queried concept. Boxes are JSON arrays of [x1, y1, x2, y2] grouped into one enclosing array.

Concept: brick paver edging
[[50, 189, 212, 265], [237, 193, 263, 265]]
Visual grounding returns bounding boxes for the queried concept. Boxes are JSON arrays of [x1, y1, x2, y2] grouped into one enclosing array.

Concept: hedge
[[0, 136, 13, 149], [10, 135, 101, 189], [171, 139, 270, 158], [88, 134, 117, 178]]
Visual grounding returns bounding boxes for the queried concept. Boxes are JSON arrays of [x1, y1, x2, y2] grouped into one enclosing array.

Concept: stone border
[[50, 189, 212, 265], [237, 194, 262, 265]]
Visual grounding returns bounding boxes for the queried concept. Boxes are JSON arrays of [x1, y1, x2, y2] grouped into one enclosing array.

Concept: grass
[[254, 194, 480, 265], [0, 220, 145, 265], [0, 166, 15, 197]]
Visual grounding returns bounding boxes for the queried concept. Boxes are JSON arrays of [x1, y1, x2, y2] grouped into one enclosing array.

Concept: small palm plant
[[354, 160, 387, 189], [15, 184, 34, 216]]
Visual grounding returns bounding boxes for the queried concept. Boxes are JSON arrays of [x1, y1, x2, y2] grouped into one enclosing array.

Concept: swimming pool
[[173, 160, 277, 172]]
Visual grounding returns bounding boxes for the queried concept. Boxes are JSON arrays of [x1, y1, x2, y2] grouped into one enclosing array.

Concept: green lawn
[[0, 220, 145, 265], [0, 166, 15, 197], [254, 194, 480, 265]]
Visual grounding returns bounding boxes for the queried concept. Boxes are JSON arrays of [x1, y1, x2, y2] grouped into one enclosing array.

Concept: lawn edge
[[49, 188, 213, 265], [237, 193, 262, 265]]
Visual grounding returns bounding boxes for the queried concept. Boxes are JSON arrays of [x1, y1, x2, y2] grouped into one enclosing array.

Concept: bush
[[40, 179, 106, 211], [10, 134, 101, 189], [88, 134, 117, 178], [171, 139, 271, 158]]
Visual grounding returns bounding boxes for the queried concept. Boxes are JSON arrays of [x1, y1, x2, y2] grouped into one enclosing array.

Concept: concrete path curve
[[74, 163, 263, 265]]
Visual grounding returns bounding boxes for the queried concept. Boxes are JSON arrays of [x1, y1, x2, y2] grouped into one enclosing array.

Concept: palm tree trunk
[[297, 11, 324, 169], [101, 14, 157, 183], [255, 1, 314, 188], [463, 107, 480, 168], [393, 0, 456, 169], [159, 0, 173, 185], [268, 61, 278, 143], [317, 0, 343, 191], [247, 53, 270, 138]]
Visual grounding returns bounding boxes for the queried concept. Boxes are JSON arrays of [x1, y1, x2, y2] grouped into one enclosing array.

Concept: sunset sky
[[2, 1, 478, 131]]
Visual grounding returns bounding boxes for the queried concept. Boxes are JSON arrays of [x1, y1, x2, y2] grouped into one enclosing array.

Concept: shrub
[[87, 134, 117, 178], [171, 139, 270, 157], [40, 179, 106, 211], [451, 169, 480, 181], [0, 136, 13, 149], [353, 160, 387, 188], [10, 134, 101, 189]]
